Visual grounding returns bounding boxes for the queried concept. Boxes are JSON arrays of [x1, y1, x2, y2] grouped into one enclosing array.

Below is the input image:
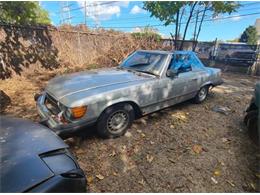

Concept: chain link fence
[[0, 23, 259, 79]]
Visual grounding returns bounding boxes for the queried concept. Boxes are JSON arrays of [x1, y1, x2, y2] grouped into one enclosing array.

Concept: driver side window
[[169, 54, 192, 73]]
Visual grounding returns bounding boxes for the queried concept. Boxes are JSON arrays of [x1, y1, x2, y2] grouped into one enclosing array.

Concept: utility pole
[[59, 1, 71, 25], [93, 1, 99, 28], [59, 2, 64, 25]]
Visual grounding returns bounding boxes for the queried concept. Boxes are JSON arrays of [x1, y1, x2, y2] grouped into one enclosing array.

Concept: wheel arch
[[200, 82, 213, 89], [99, 99, 142, 119]]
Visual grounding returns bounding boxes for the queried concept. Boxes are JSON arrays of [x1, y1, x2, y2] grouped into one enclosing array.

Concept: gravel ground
[[1, 72, 259, 192]]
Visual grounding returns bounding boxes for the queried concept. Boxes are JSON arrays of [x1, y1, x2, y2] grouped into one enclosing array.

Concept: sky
[[39, 1, 260, 42]]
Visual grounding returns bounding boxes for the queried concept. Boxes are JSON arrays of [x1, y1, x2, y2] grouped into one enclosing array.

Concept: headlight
[[65, 106, 87, 119]]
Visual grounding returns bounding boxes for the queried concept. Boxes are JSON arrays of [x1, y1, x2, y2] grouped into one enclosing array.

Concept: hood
[[46, 68, 152, 100], [0, 116, 68, 192]]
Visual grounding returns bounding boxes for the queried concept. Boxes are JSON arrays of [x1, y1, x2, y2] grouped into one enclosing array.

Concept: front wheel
[[97, 103, 135, 138], [194, 86, 209, 104]]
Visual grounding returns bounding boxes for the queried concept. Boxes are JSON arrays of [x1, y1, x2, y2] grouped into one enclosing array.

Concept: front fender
[[99, 97, 140, 114]]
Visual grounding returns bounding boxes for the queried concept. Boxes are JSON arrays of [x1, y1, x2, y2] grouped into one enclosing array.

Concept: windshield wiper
[[118, 66, 156, 76], [136, 70, 157, 76], [129, 63, 150, 67]]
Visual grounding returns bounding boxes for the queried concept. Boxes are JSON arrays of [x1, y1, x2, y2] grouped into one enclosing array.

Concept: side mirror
[[166, 69, 178, 77]]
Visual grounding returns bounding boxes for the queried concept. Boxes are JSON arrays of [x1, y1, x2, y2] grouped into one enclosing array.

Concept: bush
[[131, 32, 162, 42]]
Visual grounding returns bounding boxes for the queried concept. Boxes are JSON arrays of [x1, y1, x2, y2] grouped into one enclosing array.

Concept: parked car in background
[[35, 50, 223, 139], [216, 43, 257, 66], [244, 82, 260, 145], [0, 116, 86, 192]]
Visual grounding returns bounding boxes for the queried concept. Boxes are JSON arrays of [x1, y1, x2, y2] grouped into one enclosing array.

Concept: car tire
[[194, 86, 209, 104], [97, 103, 135, 138], [245, 110, 259, 145]]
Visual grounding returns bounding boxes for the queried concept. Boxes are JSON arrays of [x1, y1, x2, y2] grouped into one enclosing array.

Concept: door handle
[[191, 78, 198, 81]]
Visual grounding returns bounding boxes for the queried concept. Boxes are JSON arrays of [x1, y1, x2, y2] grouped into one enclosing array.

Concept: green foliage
[[143, 1, 240, 47], [143, 1, 239, 27], [226, 38, 239, 42], [143, 1, 186, 26], [239, 26, 258, 45], [210, 1, 240, 15], [131, 26, 162, 42], [0, 2, 51, 25]]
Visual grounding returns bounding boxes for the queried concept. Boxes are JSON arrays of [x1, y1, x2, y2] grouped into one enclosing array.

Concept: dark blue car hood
[[0, 116, 68, 192]]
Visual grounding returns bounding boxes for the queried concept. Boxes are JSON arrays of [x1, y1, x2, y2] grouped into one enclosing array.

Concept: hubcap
[[198, 88, 207, 101], [107, 111, 129, 133]]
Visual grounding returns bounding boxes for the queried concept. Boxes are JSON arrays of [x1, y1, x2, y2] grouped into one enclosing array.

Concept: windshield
[[119, 51, 168, 76]]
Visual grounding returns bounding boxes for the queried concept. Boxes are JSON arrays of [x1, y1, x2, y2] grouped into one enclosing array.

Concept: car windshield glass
[[120, 51, 168, 76]]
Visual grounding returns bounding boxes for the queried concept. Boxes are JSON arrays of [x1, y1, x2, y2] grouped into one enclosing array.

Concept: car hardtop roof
[[136, 49, 196, 55]]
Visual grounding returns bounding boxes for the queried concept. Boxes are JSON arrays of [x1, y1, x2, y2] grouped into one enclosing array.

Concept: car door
[[159, 53, 199, 106]]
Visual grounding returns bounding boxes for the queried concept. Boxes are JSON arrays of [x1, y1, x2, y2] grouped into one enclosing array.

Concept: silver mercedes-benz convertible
[[36, 50, 223, 138]]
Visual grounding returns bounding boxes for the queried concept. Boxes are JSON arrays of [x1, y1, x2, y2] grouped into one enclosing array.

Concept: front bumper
[[36, 93, 96, 139]]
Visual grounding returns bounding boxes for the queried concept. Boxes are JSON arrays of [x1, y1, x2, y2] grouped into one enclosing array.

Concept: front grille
[[45, 93, 60, 115]]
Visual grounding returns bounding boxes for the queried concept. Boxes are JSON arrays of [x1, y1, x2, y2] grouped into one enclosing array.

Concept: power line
[[60, 1, 118, 13], [59, 1, 72, 24], [86, 12, 260, 29], [238, 6, 260, 12], [241, 2, 260, 6], [66, 3, 260, 26], [58, 1, 260, 27]]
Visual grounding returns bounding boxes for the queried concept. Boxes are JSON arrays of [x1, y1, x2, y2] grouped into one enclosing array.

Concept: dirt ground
[[0, 70, 259, 192]]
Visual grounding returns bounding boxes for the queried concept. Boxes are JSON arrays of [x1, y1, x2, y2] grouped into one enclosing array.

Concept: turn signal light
[[71, 106, 87, 119]]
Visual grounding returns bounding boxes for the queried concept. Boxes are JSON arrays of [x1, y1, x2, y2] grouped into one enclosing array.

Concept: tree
[[0, 2, 51, 25], [143, 1, 240, 50], [143, 1, 188, 49], [226, 38, 239, 42], [239, 26, 258, 45]]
